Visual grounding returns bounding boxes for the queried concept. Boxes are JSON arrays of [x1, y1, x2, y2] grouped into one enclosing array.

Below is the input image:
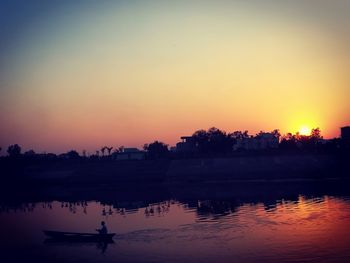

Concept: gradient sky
[[0, 0, 349, 153]]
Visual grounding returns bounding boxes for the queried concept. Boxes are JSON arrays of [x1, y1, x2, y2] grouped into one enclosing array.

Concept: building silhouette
[[341, 126, 350, 142]]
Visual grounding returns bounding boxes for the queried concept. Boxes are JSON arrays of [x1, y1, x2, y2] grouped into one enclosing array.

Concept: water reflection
[[44, 238, 113, 254], [1, 195, 350, 262], [1, 196, 350, 221], [196, 200, 239, 219], [144, 201, 171, 217]]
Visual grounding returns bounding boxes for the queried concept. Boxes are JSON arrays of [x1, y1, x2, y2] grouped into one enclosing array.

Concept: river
[[1, 192, 350, 262]]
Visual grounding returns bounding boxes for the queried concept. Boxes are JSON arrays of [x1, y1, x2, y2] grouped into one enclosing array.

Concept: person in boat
[[96, 221, 108, 234]]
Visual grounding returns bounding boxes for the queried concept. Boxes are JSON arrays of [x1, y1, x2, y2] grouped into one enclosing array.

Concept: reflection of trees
[[0, 202, 36, 214], [0, 199, 271, 216], [192, 197, 302, 219], [1, 196, 327, 220], [0, 200, 174, 216], [102, 205, 116, 216], [59, 201, 89, 214], [195, 200, 239, 219], [144, 200, 171, 217]]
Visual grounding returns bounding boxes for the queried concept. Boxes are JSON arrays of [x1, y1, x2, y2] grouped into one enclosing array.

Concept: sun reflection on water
[[1, 196, 350, 262]]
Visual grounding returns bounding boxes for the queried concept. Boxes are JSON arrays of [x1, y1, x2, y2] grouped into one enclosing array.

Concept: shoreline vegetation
[[1, 152, 349, 186], [1, 127, 349, 204]]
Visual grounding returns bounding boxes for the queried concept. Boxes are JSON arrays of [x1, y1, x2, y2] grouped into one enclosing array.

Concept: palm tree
[[107, 147, 113, 156], [101, 146, 106, 156]]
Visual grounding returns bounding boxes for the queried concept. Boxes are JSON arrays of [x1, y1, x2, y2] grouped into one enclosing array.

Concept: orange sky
[[0, 1, 349, 153]]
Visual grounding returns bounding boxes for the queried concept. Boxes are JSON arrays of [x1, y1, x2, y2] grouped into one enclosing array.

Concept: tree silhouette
[[192, 127, 234, 154], [303, 127, 323, 150], [24, 150, 36, 156], [66, 150, 80, 159], [207, 127, 232, 153], [101, 146, 106, 156], [229, 130, 249, 146], [7, 144, 21, 157], [311, 128, 322, 140], [192, 129, 209, 153], [280, 132, 298, 150], [242, 130, 249, 139], [144, 141, 169, 159], [106, 147, 113, 156], [280, 128, 323, 151], [230, 131, 242, 140], [270, 129, 281, 142]]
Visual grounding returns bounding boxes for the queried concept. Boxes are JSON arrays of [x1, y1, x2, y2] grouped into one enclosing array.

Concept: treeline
[[145, 127, 344, 158], [0, 127, 348, 161]]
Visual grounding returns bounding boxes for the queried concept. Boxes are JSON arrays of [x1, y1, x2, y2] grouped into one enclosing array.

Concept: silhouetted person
[[96, 221, 108, 234]]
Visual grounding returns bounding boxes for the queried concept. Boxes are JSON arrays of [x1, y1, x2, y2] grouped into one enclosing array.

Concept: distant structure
[[233, 132, 279, 151], [115, 148, 145, 160], [341, 126, 350, 142], [176, 136, 197, 153]]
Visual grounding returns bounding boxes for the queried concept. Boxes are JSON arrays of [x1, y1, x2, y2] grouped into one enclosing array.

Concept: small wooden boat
[[43, 230, 115, 242]]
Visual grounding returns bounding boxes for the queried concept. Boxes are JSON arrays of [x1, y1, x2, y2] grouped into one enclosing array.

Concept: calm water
[[1, 196, 350, 263]]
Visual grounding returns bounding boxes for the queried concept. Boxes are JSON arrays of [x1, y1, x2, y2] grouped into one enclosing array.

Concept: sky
[[0, 0, 349, 153]]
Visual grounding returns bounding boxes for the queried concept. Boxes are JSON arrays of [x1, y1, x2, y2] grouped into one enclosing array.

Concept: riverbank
[[1, 152, 349, 209], [1, 153, 348, 187], [1, 178, 349, 211]]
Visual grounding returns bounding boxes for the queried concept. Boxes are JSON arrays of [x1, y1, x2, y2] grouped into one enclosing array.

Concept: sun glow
[[0, 1, 347, 152], [299, 126, 311, 136]]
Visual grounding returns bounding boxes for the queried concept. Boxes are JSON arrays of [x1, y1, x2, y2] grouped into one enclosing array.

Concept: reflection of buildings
[[341, 126, 350, 143], [234, 132, 279, 151], [115, 148, 145, 160]]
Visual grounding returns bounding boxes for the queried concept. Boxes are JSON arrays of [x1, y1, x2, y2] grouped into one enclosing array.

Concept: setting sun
[[0, 0, 348, 152], [299, 126, 311, 136]]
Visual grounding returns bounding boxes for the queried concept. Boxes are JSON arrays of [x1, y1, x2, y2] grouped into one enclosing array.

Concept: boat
[[43, 230, 115, 242]]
